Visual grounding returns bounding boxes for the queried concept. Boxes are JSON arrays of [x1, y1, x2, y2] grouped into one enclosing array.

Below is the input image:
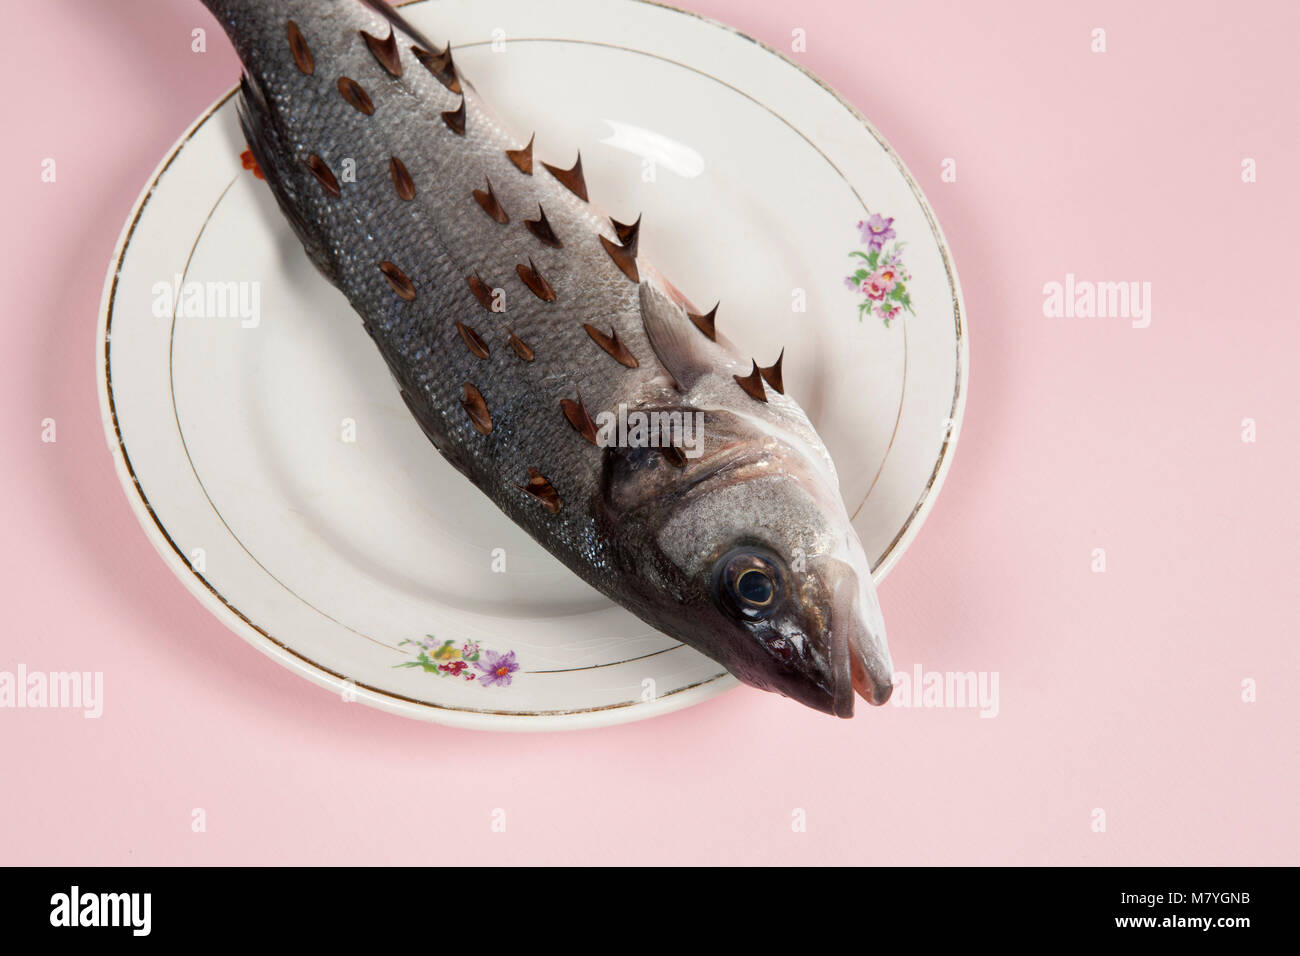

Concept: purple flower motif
[[475, 649, 519, 687], [857, 213, 896, 251]]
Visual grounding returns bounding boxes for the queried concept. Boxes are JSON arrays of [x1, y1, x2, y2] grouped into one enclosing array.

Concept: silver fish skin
[[198, 0, 894, 715]]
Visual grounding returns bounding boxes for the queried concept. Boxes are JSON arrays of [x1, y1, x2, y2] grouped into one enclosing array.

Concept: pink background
[[2, 0, 1296, 865]]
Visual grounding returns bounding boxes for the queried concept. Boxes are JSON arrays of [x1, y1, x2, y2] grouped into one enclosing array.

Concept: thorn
[[337, 76, 375, 115], [560, 394, 599, 444], [734, 361, 767, 402], [610, 214, 641, 254], [505, 133, 534, 175], [687, 303, 718, 341], [361, 26, 403, 77], [524, 205, 563, 248], [456, 322, 489, 359], [584, 323, 638, 368], [460, 384, 492, 435], [466, 273, 495, 311], [379, 261, 416, 301], [758, 349, 785, 394], [412, 42, 450, 72], [442, 95, 466, 135], [516, 258, 556, 302], [518, 467, 561, 513], [390, 156, 415, 200], [541, 152, 588, 201], [507, 330, 535, 362], [472, 177, 509, 224], [304, 154, 340, 197], [660, 445, 687, 467], [412, 43, 460, 93], [287, 20, 314, 75], [599, 234, 640, 283]]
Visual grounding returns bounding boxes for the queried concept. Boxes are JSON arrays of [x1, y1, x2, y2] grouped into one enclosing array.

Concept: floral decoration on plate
[[846, 213, 915, 326], [395, 636, 520, 687]]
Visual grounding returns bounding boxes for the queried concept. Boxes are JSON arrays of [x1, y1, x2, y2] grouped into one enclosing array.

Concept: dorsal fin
[[638, 282, 716, 392]]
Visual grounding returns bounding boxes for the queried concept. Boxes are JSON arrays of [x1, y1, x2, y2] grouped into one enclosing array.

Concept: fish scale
[[200, 0, 898, 716], [244, 3, 666, 556]]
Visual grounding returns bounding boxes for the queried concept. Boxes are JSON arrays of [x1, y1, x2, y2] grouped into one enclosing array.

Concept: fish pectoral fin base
[[638, 282, 716, 392]]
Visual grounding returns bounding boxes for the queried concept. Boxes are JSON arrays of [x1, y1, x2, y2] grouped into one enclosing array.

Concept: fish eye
[[713, 547, 785, 621], [737, 569, 774, 606]]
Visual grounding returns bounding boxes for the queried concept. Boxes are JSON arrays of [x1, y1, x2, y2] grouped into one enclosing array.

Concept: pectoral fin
[[639, 282, 717, 392]]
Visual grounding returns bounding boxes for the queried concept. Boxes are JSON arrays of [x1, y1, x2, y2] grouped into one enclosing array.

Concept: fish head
[[601, 407, 893, 717]]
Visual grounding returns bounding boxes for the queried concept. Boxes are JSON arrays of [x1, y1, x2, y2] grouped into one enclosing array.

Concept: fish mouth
[[851, 641, 895, 707], [823, 555, 895, 717]]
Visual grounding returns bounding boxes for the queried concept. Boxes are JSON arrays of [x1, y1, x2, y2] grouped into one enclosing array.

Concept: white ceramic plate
[[97, 0, 966, 730]]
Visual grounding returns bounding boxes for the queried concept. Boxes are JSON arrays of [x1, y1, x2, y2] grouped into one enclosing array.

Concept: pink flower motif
[[863, 267, 897, 300], [848, 212, 913, 327]]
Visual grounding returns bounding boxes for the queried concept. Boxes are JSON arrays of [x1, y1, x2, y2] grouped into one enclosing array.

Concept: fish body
[[199, 0, 894, 715]]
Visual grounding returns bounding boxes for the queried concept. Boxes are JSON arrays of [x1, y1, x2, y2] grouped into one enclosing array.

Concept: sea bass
[[198, 0, 894, 715]]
